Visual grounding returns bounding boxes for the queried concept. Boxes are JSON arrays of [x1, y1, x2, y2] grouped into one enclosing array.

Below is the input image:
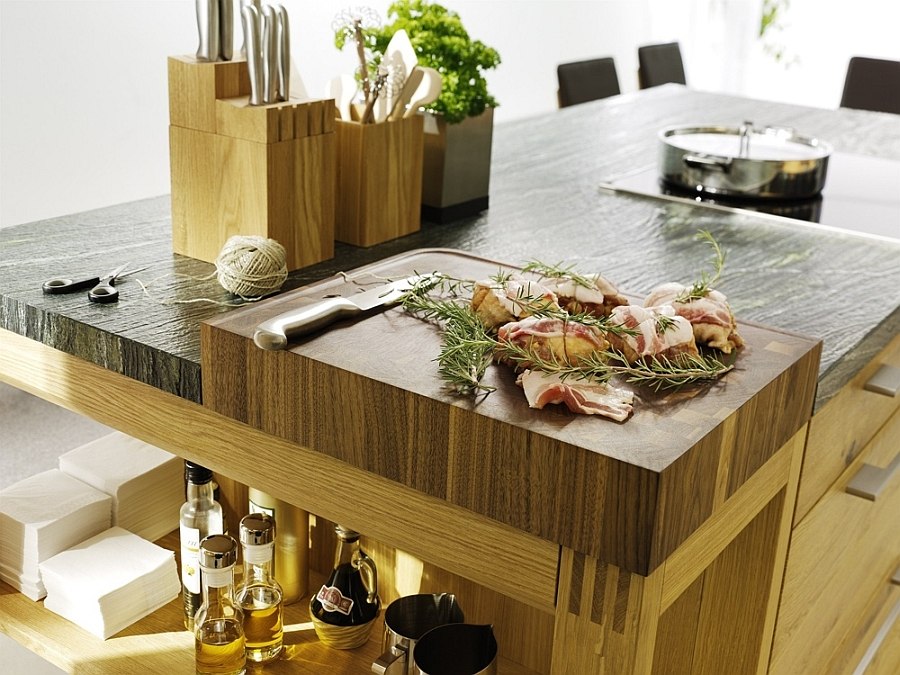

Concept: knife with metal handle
[[241, 4, 263, 105], [218, 0, 233, 61], [195, 0, 220, 62], [275, 4, 290, 102], [261, 4, 278, 104], [253, 275, 429, 350]]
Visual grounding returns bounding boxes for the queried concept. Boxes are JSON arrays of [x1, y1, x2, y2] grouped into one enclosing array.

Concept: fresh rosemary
[[675, 230, 726, 303], [521, 260, 596, 289]]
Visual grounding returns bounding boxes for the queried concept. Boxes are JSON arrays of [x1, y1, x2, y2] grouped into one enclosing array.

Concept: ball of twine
[[214, 235, 288, 298]]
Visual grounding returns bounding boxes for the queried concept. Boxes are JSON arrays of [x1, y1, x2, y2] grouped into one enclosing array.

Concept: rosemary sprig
[[655, 313, 677, 334], [521, 260, 596, 289], [675, 230, 726, 303]]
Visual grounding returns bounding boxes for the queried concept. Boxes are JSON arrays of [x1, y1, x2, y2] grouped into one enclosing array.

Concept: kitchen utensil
[[658, 123, 832, 199], [253, 274, 430, 350], [383, 29, 417, 119], [195, 0, 220, 62], [239, 0, 261, 57], [389, 67, 424, 121], [412, 623, 497, 675], [372, 594, 464, 675], [274, 4, 290, 102], [261, 4, 278, 104], [403, 67, 442, 119], [42, 264, 147, 303], [217, 0, 233, 61], [241, 4, 263, 105], [328, 75, 356, 121]]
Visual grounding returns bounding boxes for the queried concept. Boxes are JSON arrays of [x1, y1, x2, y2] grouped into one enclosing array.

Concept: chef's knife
[[275, 4, 290, 102], [240, 0, 261, 58], [241, 4, 263, 105], [262, 4, 278, 104], [195, 0, 220, 62], [253, 275, 430, 350], [218, 0, 233, 61]]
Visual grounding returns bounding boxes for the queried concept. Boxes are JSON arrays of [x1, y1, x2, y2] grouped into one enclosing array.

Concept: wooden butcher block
[[201, 248, 821, 575]]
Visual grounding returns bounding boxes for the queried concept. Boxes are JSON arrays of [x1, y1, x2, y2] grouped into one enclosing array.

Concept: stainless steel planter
[[422, 108, 493, 222]]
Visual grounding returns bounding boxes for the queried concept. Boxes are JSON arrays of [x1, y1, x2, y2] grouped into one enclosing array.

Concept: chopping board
[[201, 248, 821, 574]]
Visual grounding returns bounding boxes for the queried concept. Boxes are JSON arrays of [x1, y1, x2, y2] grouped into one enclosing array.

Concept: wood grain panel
[[797, 334, 900, 523], [651, 575, 703, 675], [0, 328, 559, 615], [771, 410, 900, 675], [202, 249, 822, 575]]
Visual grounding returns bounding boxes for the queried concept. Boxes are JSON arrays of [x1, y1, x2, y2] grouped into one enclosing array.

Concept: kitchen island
[[1, 86, 898, 674]]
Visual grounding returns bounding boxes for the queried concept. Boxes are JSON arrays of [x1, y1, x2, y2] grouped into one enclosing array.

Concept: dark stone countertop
[[2, 86, 898, 411]]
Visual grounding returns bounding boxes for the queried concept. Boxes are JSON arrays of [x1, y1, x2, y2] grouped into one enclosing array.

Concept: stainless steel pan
[[658, 123, 832, 200]]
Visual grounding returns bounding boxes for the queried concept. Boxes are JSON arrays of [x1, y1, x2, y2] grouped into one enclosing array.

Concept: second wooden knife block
[[168, 55, 335, 271]]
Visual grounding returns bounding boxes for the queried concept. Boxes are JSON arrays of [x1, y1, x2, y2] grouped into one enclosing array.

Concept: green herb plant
[[368, 0, 501, 124]]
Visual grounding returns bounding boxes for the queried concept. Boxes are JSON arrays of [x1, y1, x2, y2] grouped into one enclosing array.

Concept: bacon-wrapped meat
[[643, 282, 744, 354], [496, 316, 608, 369], [517, 370, 634, 421], [539, 274, 629, 318], [607, 304, 699, 364], [471, 275, 560, 330]]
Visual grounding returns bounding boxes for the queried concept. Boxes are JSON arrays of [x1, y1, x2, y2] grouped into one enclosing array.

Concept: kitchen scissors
[[42, 264, 146, 303]]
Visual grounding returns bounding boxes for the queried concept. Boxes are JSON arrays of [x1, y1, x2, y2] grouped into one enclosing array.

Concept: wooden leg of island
[[551, 427, 805, 674]]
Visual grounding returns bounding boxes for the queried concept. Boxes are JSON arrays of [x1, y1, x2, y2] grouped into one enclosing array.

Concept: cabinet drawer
[[771, 410, 900, 675], [797, 335, 900, 522]]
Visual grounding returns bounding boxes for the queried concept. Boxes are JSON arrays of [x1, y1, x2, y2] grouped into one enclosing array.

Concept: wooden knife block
[[335, 115, 424, 247], [167, 55, 335, 271]]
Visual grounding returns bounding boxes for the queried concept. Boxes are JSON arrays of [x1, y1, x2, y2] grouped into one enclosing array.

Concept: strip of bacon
[[517, 370, 634, 421], [644, 282, 743, 353], [497, 316, 608, 368], [472, 275, 559, 330], [608, 304, 698, 363], [540, 274, 628, 318]]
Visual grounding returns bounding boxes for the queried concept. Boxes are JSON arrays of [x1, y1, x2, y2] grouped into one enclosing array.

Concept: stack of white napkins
[[59, 432, 182, 542], [39, 527, 180, 639], [0, 469, 112, 600]]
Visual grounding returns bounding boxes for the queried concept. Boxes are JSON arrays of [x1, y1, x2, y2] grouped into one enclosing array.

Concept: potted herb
[[370, 0, 501, 222]]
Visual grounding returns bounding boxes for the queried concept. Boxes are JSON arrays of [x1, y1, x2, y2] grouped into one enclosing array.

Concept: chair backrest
[[557, 57, 621, 108], [840, 56, 900, 114], [637, 42, 686, 89]]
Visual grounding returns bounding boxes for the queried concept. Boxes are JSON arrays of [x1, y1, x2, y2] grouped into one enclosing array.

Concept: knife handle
[[241, 4, 263, 105], [253, 297, 361, 350]]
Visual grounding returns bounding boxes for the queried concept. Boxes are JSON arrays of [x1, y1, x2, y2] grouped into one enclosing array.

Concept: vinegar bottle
[[236, 513, 284, 663], [194, 534, 245, 675], [309, 524, 379, 649], [180, 462, 224, 630]]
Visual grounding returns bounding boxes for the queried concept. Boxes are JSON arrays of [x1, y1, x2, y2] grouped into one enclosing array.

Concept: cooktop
[[599, 151, 900, 241]]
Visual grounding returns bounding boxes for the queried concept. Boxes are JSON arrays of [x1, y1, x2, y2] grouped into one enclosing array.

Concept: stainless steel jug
[[412, 623, 498, 675], [372, 593, 464, 675]]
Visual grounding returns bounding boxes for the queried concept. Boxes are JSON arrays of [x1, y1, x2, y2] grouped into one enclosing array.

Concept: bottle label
[[248, 499, 275, 518], [180, 524, 201, 594], [316, 584, 354, 615]]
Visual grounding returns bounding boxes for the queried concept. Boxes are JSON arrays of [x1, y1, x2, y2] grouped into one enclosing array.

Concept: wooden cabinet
[[771, 337, 900, 675]]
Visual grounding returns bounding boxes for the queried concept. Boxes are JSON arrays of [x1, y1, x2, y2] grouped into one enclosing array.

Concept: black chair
[[637, 42, 686, 89], [840, 56, 900, 114], [557, 57, 621, 108]]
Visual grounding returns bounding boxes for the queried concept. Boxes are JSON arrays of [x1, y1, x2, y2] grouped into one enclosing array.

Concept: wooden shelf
[[0, 532, 536, 674]]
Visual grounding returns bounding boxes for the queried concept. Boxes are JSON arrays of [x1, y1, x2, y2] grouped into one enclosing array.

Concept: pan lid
[[659, 123, 832, 161]]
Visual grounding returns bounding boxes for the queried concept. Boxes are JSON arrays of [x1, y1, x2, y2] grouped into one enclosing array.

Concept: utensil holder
[[334, 116, 424, 247], [167, 55, 335, 271]]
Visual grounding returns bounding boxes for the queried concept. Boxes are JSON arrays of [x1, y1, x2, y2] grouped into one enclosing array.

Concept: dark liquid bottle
[[309, 525, 379, 648]]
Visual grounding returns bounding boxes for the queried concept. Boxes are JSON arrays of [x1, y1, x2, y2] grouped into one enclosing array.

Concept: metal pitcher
[[412, 623, 498, 675], [372, 593, 465, 675]]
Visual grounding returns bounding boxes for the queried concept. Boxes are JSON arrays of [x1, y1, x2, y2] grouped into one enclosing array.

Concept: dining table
[[1, 84, 898, 674]]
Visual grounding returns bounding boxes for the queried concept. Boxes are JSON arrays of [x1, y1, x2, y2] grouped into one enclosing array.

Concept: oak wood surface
[[334, 116, 424, 246], [0, 328, 559, 617], [770, 410, 900, 675], [0, 532, 538, 675], [796, 334, 900, 522], [202, 248, 821, 574]]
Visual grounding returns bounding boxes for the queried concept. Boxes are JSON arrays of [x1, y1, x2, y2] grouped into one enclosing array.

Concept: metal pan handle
[[683, 154, 733, 173]]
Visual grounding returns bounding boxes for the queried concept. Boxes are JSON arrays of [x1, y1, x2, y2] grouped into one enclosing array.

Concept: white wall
[[1, 0, 898, 229]]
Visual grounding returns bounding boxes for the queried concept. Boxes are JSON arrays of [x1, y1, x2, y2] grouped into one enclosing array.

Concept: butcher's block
[[201, 248, 821, 575]]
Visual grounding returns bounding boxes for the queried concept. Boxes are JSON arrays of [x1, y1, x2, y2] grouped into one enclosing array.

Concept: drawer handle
[[846, 453, 900, 501], [864, 364, 900, 397]]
